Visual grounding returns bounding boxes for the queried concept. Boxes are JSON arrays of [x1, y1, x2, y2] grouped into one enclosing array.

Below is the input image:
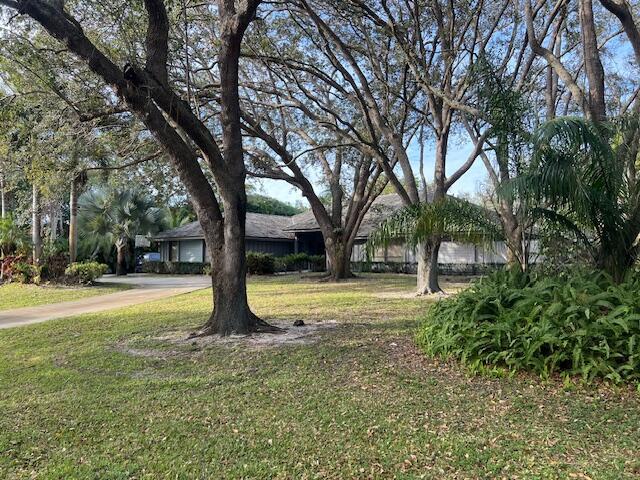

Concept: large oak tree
[[0, 0, 276, 335]]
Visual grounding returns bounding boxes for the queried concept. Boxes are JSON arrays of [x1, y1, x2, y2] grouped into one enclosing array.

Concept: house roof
[[285, 193, 417, 239], [153, 212, 296, 241], [154, 193, 439, 243]]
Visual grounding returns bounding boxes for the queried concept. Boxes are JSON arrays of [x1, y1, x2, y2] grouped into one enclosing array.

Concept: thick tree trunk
[[325, 236, 354, 280], [417, 238, 442, 295], [201, 192, 280, 336], [498, 204, 527, 272], [32, 184, 42, 265], [69, 177, 79, 263], [115, 241, 127, 276], [505, 232, 526, 271]]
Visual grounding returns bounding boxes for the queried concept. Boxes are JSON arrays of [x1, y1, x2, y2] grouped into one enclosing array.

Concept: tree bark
[[579, 0, 607, 121], [325, 235, 354, 281], [49, 204, 58, 241], [198, 1, 277, 335], [417, 239, 442, 295], [202, 188, 280, 335], [0, 172, 5, 218], [69, 176, 79, 263], [115, 239, 127, 276], [415, 127, 448, 295], [32, 184, 42, 265]]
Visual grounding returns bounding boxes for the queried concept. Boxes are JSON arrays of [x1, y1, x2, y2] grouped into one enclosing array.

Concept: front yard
[[0, 274, 638, 479], [0, 283, 129, 311]]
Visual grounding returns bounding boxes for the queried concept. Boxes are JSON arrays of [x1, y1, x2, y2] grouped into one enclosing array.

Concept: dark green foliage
[[0, 215, 29, 257], [141, 261, 208, 275], [246, 252, 276, 275], [275, 253, 326, 272], [417, 269, 640, 384], [64, 262, 108, 284], [40, 253, 69, 281], [505, 115, 640, 281], [247, 194, 304, 216]]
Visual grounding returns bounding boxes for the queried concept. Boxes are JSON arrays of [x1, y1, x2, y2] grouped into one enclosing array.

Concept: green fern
[[416, 269, 640, 384]]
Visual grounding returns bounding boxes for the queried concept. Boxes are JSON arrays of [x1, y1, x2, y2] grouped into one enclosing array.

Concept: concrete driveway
[[97, 274, 211, 289], [0, 274, 211, 330]]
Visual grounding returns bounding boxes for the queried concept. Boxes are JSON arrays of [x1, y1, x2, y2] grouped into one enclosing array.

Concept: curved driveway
[[0, 274, 211, 329]]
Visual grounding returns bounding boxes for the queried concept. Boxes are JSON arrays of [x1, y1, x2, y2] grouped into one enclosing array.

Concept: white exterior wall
[[438, 242, 477, 264], [179, 240, 204, 263], [351, 240, 531, 265]]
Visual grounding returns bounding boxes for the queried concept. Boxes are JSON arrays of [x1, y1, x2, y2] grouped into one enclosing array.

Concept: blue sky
[[256, 139, 489, 206]]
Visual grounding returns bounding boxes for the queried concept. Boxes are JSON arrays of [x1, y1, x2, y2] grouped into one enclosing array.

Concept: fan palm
[[79, 188, 165, 276], [506, 115, 640, 282], [0, 215, 29, 257]]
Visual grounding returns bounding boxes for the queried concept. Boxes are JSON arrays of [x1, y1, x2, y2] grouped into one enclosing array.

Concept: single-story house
[[154, 212, 296, 263], [153, 194, 538, 270]]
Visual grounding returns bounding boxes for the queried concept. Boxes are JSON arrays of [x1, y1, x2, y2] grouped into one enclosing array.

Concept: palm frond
[[366, 198, 503, 260]]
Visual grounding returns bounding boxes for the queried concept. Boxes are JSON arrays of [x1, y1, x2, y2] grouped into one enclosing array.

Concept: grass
[[0, 273, 638, 479], [0, 282, 129, 311]]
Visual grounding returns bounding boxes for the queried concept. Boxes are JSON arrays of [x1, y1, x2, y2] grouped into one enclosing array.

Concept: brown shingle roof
[[285, 193, 417, 239], [153, 212, 296, 241]]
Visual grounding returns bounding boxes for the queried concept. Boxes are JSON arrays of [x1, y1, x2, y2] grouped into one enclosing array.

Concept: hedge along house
[[154, 213, 297, 264]]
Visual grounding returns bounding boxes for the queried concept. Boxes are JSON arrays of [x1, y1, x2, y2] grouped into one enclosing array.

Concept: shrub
[[41, 252, 70, 281], [308, 255, 326, 272], [141, 261, 208, 275], [275, 253, 326, 272], [246, 252, 275, 275], [417, 269, 640, 384], [65, 261, 108, 284], [12, 261, 41, 285], [275, 253, 310, 272]]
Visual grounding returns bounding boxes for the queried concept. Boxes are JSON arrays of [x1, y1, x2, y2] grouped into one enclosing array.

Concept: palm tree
[[366, 197, 503, 290], [0, 215, 29, 280], [165, 205, 195, 229], [79, 188, 165, 276], [507, 115, 640, 282], [0, 214, 29, 258]]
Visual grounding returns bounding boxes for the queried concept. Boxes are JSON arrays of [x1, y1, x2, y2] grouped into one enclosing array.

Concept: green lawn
[[0, 274, 638, 479], [0, 283, 129, 311]]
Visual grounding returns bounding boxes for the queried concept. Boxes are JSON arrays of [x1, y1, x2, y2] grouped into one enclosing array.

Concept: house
[[154, 212, 297, 263], [283, 194, 517, 272], [153, 194, 532, 271]]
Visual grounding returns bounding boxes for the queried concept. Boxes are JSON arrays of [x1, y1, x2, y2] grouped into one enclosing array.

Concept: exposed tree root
[[250, 312, 287, 334], [416, 289, 448, 298], [317, 272, 357, 283], [191, 311, 286, 338]]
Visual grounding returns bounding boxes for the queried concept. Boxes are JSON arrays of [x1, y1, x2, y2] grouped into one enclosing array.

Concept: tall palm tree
[[79, 188, 165, 276], [508, 115, 640, 282]]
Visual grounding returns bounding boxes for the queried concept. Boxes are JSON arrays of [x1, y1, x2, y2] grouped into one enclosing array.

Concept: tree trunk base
[[416, 288, 448, 297], [318, 271, 357, 283], [194, 310, 286, 338]]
